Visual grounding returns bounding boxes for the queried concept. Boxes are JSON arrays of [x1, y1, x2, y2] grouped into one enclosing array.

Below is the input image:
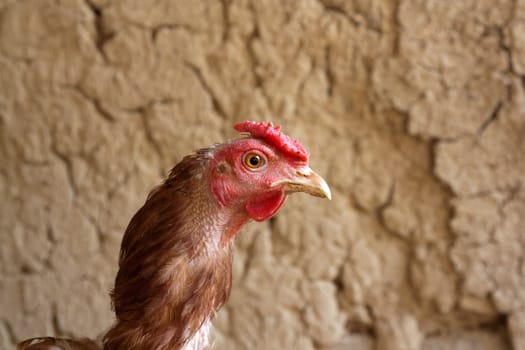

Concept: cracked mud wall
[[1, 0, 524, 349]]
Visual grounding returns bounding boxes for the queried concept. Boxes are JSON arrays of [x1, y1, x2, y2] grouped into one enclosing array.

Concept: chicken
[[18, 121, 331, 350]]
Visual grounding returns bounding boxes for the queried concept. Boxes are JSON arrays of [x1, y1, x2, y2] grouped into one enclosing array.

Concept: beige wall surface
[[1, 0, 525, 349]]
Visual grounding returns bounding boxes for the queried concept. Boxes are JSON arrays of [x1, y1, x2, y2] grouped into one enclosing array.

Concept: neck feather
[[103, 150, 244, 350]]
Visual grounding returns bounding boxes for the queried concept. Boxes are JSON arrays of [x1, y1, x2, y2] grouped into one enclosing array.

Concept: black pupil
[[249, 155, 260, 166]]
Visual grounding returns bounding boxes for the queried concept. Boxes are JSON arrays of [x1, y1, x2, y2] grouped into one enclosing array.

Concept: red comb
[[234, 121, 309, 162]]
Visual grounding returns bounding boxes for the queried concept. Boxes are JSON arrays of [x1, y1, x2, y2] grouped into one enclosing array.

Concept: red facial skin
[[208, 138, 307, 223]]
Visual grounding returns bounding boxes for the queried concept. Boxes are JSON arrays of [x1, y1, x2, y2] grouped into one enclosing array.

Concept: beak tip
[[322, 181, 332, 200]]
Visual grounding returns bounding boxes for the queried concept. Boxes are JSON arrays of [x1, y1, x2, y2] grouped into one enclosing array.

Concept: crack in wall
[[62, 84, 116, 123], [184, 62, 228, 120], [478, 101, 503, 136], [78, 205, 106, 247], [50, 144, 78, 198], [324, 45, 334, 97], [471, 24, 516, 138], [138, 111, 165, 177], [316, 0, 360, 27], [84, 0, 113, 63], [471, 4, 519, 140], [391, 0, 402, 56], [1, 320, 17, 345], [220, 0, 231, 44], [428, 138, 460, 303]]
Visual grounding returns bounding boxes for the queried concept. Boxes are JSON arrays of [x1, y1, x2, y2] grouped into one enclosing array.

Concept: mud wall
[[1, 0, 524, 349]]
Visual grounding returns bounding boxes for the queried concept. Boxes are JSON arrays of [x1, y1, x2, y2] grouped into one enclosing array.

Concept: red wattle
[[245, 191, 286, 222]]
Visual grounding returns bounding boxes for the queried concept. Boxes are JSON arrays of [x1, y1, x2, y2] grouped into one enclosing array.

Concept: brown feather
[[103, 148, 234, 350]]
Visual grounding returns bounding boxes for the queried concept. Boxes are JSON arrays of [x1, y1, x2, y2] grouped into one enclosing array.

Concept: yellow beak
[[272, 167, 332, 200]]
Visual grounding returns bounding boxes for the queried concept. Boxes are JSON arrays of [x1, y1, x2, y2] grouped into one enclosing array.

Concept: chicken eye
[[243, 151, 266, 170]]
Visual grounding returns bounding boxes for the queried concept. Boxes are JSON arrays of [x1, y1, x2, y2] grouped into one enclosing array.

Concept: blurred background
[[1, 0, 524, 349]]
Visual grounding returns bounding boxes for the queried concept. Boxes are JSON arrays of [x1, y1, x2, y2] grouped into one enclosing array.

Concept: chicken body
[[18, 121, 330, 350]]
